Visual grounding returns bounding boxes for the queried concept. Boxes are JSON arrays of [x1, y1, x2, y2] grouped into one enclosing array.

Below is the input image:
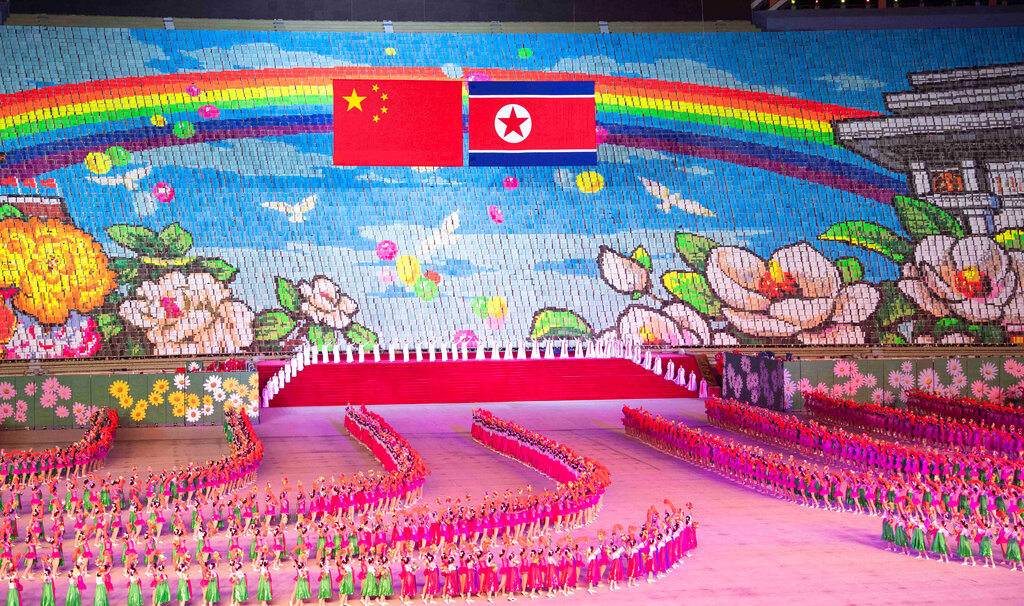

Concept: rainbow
[[0, 66, 903, 201]]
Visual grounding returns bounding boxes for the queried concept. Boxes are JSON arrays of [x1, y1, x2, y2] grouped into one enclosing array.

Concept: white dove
[[417, 210, 461, 257], [261, 195, 318, 223], [637, 176, 716, 217], [85, 166, 153, 191]]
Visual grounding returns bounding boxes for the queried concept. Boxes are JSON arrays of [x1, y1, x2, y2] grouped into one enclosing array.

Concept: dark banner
[[721, 353, 785, 411]]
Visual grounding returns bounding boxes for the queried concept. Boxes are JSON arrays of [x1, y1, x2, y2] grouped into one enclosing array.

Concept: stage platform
[[258, 354, 703, 406]]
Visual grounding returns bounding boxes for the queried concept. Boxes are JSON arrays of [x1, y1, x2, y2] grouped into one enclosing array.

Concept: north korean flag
[[467, 81, 597, 166]]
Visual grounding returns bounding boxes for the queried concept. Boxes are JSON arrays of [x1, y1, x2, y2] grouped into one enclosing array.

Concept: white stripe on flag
[[470, 148, 596, 153], [467, 94, 595, 99]]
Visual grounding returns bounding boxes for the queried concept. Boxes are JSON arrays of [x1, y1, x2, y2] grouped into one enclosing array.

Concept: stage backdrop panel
[[0, 372, 259, 429], [722, 353, 785, 411]]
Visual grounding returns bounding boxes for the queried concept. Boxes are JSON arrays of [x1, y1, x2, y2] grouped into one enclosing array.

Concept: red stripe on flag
[[0, 177, 17, 186], [333, 79, 463, 167], [21, 178, 38, 188], [39, 178, 57, 188], [468, 96, 596, 152]]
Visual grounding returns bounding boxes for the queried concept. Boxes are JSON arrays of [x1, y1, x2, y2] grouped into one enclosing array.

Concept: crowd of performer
[[905, 389, 1024, 430], [1, 409, 118, 481], [623, 397, 1024, 571], [804, 392, 1024, 458], [1, 405, 696, 605]]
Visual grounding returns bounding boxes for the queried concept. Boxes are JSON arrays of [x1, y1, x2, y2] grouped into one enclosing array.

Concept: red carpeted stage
[[258, 354, 704, 406]]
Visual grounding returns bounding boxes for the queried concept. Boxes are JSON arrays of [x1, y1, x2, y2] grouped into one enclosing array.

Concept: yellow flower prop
[[248, 374, 258, 388], [109, 380, 130, 400], [202, 395, 213, 406], [136, 398, 148, 409], [186, 393, 200, 409], [152, 379, 170, 394], [0, 217, 117, 324], [119, 396, 133, 410], [168, 391, 185, 408], [172, 402, 186, 417], [223, 378, 240, 393], [148, 392, 163, 406], [130, 407, 146, 422]]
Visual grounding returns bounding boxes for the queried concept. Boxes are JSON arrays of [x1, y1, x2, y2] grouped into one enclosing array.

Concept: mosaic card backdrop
[[3, 27, 1024, 360], [0, 371, 259, 429]]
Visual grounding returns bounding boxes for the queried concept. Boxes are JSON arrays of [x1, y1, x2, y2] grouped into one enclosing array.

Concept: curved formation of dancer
[[804, 392, 1024, 457], [905, 390, 1024, 432], [1, 409, 118, 483], [706, 397, 1024, 483], [1, 403, 700, 605], [623, 400, 1024, 571]]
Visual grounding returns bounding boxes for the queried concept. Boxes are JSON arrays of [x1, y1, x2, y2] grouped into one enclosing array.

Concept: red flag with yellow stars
[[332, 80, 463, 167]]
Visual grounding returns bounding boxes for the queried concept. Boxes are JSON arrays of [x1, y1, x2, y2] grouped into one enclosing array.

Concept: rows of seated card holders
[[0, 26, 1023, 357]]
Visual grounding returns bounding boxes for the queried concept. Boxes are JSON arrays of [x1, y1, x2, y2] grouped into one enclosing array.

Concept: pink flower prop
[[40, 392, 57, 409], [376, 240, 398, 261], [153, 182, 175, 203], [487, 205, 505, 224], [55, 405, 69, 418], [198, 104, 220, 119]]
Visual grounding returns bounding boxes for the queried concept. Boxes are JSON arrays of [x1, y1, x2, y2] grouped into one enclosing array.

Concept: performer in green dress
[[315, 560, 332, 606], [93, 567, 111, 606], [176, 562, 194, 606], [152, 563, 173, 606], [228, 561, 248, 606], [1005, 526, 1023, 572], [929, 524, 950, 564], [375, 557, 393, 604], [290, 562, 311, 606], [5, 571, 23, 606], [65, 567, 84, 606], [40, 563, 57, 606], [256, 561, 273, 606], [126, 566, 145, 606], [337, 557, 355, 606], [202, 561, 222, 606], [956, 523, 976, 566], [359, 557, 377, 603]]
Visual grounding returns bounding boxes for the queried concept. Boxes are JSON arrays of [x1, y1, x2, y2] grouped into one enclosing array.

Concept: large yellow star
[[342, 88, 366, 111]]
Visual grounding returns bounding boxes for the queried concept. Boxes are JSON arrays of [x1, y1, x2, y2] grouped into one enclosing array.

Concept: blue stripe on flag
[[468, 151, 598, 166], [467, 81, 595, 97]]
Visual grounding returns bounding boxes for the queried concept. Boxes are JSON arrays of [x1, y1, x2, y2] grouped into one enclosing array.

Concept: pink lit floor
[[9, 398, 1023, 605]]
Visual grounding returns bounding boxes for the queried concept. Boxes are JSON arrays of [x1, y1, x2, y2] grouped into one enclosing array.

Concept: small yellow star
[[381, 93, 388, 101], [372, 84, 379, 92], [372, 115, 380, 123], [342, 88, 366, 111], [380, 106, 388, 114]]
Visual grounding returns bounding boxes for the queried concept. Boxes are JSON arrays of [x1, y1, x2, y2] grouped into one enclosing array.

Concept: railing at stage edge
[[260, 339, 706, 407]]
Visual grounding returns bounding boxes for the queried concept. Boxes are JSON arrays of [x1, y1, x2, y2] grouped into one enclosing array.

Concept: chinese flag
[[333, 80, 463, 167]]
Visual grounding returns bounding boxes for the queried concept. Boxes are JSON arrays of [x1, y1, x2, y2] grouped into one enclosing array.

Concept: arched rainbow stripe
[[0, 114, 908, 203], [0, 67, 876, 145], [0, 66, 901, 202]]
